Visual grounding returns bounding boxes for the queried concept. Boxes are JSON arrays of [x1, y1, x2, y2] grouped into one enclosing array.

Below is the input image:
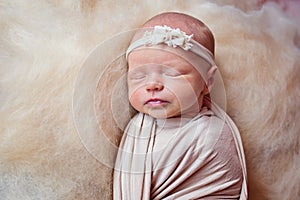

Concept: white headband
[[125, 25, 217, 84], [126, 25, 216, 65]]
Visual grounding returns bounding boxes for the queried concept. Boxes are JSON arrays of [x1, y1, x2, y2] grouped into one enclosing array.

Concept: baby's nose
[[146, 82, 164, 92]]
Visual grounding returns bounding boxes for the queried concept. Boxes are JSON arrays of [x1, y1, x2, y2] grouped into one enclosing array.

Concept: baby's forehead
[[128, 48, 190, 65]]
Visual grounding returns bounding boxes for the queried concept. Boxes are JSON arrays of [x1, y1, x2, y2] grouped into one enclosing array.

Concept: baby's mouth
[[145, 98, 168, 106]]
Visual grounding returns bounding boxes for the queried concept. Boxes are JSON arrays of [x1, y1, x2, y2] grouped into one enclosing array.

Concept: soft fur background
[[1, 0, 299, 199]]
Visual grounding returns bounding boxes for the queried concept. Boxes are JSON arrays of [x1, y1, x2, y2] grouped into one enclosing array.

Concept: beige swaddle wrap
[[114, 104, 247, 199]]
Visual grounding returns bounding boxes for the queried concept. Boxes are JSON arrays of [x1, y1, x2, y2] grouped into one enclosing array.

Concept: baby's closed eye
[[128, 72, 146, 80], [163, 69, 182, 77]]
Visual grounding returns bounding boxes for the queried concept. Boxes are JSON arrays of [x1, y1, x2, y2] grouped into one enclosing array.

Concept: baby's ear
[[206, 65, 217, 91]]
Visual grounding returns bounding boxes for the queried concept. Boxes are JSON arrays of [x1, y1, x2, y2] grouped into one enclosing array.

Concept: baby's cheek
[[128, 89, 143, 111], [167, 80, 198, 98], [168, 84, 200, 109], [127, 84, 139, 100]]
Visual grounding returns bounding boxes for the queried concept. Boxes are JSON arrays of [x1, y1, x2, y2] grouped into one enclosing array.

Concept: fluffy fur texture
[[0, 0, 299, 199]]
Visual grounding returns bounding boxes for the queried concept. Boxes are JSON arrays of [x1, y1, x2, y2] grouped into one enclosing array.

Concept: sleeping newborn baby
[[113, 12, 248, 200]]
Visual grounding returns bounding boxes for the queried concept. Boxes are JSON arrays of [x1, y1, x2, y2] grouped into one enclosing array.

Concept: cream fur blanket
[[0, 0, 299, 199]]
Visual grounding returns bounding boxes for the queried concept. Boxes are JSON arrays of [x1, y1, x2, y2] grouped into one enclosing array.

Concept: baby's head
[[126, 12, 217, 119]]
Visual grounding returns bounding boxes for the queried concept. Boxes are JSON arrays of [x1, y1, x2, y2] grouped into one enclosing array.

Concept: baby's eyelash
[[128, 73, 146, 80], [163, 70, 182, 77]]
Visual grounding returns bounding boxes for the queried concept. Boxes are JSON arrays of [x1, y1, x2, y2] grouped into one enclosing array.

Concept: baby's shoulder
[[192, 115, 234, 149], [194, 114, 229, 135]]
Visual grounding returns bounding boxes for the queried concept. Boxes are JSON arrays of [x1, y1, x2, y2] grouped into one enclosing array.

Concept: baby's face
[[127, 48, 208, 119]]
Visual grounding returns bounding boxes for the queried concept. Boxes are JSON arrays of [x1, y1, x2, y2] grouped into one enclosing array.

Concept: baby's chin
[[143, 110, 170, 119], [137, 108, 175, 119], [133, 104, 201, 119], [144, 109, 194, 119]]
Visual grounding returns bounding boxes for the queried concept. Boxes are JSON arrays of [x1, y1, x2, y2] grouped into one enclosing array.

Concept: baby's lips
[[145, 98, 168, 105]]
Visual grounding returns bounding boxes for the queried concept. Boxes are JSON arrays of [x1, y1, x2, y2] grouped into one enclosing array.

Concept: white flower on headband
[[143, 25, 193, 50]]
